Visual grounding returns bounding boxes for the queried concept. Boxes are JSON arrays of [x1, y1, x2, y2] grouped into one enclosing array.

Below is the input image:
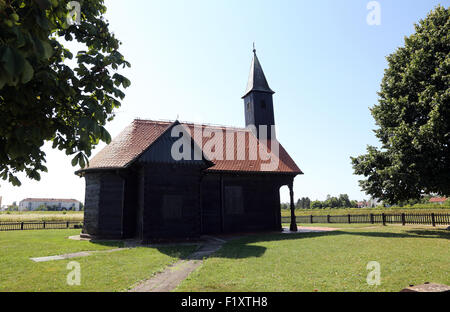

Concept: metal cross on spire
[[253, 42, 256, 54]]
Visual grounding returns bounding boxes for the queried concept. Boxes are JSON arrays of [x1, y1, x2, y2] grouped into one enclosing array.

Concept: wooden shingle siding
[[97, 173, 125, 238], [122, 171, 138, 238], [136, 166, 145, 240], [224, 186, 244, 215], [141, 164, 203, 241], [201, 173, 289, 234], [221, 174, 282, 233], [83, 173, 101, 235], [83, 168, 292, 239], [200, 175, 222, 234]]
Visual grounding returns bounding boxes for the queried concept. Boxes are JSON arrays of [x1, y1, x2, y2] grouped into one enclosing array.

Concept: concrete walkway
[[130, 238, 224, 292], [30, 248, 127, 262], [282, 226, 339, 234]]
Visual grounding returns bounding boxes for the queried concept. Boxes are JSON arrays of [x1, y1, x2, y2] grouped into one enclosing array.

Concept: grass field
[[0, 211, 83, 222], [176, 225, 450, 292], [0, 229, 196, 291]]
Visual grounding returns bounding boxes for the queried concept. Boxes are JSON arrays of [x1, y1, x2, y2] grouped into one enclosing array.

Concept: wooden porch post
[[289, 182, 297, 232]]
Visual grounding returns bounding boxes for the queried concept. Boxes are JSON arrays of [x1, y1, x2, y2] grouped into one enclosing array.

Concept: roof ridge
[[133, 118, 248, 131]]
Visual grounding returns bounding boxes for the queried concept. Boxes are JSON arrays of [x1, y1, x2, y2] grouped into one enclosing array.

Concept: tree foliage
[[296, 197, 311, 209], [351, 6, 450, 203], [0, 0, 130, 186], [286, 194, 359, 210]]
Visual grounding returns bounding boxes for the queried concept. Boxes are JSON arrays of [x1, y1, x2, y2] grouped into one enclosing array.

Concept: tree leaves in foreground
[[351, 6, 449, 204], [0, 0, 130, 186]]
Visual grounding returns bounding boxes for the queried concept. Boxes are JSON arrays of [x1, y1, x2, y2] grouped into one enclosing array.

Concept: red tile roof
[[429, 197, 447, 203], [86, 120, 170, 169], [81, 119, 302, 174]]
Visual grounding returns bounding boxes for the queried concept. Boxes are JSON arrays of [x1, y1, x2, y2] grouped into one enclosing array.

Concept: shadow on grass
[[86, 239, 199, 260], [84, 227, 449, 260], [89, 240, 125, 248], [201, 228, 450, 259], [404, 229, 450, 238]]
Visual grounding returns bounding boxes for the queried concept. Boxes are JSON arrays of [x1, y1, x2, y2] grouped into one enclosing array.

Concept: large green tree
[[0, 0, 130, 186], [351, 6, 449, 203]]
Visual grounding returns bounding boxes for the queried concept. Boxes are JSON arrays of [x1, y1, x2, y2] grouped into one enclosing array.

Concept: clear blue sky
[[1, 0, 448, 205]]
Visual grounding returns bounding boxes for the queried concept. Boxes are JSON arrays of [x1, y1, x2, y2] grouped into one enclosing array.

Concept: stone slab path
[[130, 239, 224, 292], [282, 226, 339, 234], [30, 248, 127, 262]]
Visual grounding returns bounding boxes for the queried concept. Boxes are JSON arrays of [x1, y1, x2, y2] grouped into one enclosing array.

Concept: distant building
[[18, 198, 82, 211], [357, 201, 369, 208], [369, 198, 382, 208], [429, 197, 447, 204]]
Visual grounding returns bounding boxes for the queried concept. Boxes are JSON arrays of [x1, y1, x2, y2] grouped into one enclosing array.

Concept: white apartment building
[[19, 198, 82, 211]]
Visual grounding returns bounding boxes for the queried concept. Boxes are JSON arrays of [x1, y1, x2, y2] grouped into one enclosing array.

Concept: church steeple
[[242, 47, 276, 140], [242, 47, 275, 98]]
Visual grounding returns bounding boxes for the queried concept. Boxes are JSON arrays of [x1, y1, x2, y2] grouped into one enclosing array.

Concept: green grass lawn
[[0, 229, 196, 291], [1, 226, 448, 292], [176, 225, 450, 292]]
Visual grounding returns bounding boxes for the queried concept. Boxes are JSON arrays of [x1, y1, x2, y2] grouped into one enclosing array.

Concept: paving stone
[[401, 283, 450, 292], [30, 255, 65, 262], [30, 248, 128, 262]]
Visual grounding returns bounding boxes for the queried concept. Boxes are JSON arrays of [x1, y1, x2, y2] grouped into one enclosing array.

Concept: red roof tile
[[429, 197, 447, 203], [86, 120, 171, 169], [80, 119, 302, 174]]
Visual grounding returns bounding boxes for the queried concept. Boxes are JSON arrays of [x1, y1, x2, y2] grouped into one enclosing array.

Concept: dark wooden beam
[[220, 175, 225, 233], [289, 181, 297, 232]]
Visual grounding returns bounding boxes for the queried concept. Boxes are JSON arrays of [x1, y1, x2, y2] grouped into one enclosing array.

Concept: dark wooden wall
[[201, 172, 291, 234], [201, 175, 222, 234], [122, 171, 138, 238], [83, 167, 294, 240], [83, 171, 125, 238], [138, 164, 203, 241], [243, 90, 275, 139], [83, 173, 101, 235], [97, 172, 124, 238]]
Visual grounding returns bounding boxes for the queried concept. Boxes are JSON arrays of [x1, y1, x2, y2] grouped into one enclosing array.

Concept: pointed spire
[[242, 46, 275, 98]]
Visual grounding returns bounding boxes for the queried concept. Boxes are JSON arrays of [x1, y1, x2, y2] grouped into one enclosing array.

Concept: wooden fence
[[281, 213, 450, 226], [1, 213, 449, 231], [0, 221, 83, 231]]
